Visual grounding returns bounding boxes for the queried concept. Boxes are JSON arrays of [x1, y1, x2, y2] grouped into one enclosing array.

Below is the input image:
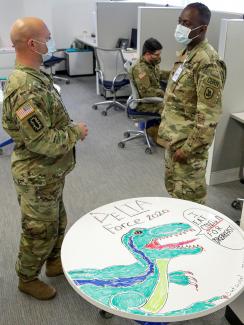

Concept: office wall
[[0, 0, 24, 47], [0, 0, 96, 49], [208, 19, 244, 184], [96, 1, 146, 49], [52, 0, 96, 49], [138, 7, 242, 70], [138, 7, 182, 70]]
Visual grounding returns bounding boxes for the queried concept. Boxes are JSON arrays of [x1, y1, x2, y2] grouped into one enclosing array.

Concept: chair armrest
[[96, 69, 104, 84], [139, 97, 163, 104], [111, 73, 128, 91], [127, 97, 163, 109]]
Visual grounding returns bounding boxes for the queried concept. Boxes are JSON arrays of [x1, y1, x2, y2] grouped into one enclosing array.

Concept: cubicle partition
[[138, 7, 242, 70], [96, 1, 146, 49], [96, 1, 168, 49], [208, 19, 244, 185]]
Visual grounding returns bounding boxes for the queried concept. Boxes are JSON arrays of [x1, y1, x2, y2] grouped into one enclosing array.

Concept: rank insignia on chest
[[27, 115, 44, 132]]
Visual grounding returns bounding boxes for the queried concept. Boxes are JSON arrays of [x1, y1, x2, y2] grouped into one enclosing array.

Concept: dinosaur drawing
[[68, 223, 225, 316]]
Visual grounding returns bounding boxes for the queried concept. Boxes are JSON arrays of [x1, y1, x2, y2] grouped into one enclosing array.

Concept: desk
[[61, 197, 244, 324], [122, 49, 138, 63], [75, 35, 97, 48]]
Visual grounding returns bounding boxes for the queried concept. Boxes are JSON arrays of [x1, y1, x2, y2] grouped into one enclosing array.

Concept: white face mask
[[174, 24, 203, 46], [32, 38, 56, 61]]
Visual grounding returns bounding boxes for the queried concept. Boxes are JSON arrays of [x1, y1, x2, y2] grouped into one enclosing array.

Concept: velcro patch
[[206, 77, 220, 89], [204, 87, 214, 99], [27, 115, 44, 132], [16, 104, 35, 120], [138, 72, 146, 79]]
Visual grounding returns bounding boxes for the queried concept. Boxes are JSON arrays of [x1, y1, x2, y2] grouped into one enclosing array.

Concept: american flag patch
[[16, 104, 35, 120]]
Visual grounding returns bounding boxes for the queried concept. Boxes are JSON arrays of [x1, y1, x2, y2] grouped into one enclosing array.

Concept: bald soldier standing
[[2, 17, 88, 299], [158, 3, 226, 204]]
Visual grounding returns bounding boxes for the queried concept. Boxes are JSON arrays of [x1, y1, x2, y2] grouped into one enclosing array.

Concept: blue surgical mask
[[174, 24, 203, 46], [33, 38, 56, 61]]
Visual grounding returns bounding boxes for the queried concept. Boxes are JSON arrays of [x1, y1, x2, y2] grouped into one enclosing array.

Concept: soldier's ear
[[27, 39, 34, 48], [27, 39, 38, 51], [201, 25, 208, 33]]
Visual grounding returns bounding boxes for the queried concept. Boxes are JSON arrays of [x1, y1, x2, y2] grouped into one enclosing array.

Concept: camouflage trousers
[[164, 148, 208, 204], [15, 179, 67, 281]]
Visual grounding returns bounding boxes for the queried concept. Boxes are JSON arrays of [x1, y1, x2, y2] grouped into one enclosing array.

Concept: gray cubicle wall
[[96, 1, 168, 49], [208, 19, 244, 184], [96, 1, 146, 49], [138, 7, 242, 70]]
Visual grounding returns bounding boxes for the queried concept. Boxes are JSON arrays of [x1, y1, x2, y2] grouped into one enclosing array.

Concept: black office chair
[[43, 55, 70, 84]]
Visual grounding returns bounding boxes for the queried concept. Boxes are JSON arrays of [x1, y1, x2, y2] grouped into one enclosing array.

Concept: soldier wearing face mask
[[131, 38, 169, 114], [2, 17, 88, 300], [158, 2, 226, 204]]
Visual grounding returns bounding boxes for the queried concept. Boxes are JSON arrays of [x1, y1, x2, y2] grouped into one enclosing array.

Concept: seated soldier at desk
[[131, 38, 170, 113], [131, 38, 170, 144]]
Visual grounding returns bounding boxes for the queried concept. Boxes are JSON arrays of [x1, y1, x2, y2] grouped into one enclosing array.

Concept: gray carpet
[[0, 75, 242, 325]]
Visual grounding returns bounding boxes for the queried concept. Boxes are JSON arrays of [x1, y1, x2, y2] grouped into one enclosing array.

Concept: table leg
[[135, 321, 169, 325]]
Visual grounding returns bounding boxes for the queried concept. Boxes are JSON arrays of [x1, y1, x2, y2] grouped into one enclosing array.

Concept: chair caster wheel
[[65, 80, 70, 84], [99, 310, 113, 319], [118, 142, 125, 148], [123, 132, 130, 138], [145, 147, 152, 154], [101, 111, 107, 116], [92, 105, 98, 110], [231, 200, 242, 210]]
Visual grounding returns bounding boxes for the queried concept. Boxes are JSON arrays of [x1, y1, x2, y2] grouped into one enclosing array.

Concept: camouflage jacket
[[131, 57, 170, 113], [158, 40, 226, 155], [2, 64, 83, 186]]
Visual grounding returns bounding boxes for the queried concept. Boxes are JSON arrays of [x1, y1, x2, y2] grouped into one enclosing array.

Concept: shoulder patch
[[16, 103, 35, 120], [204, 87, 214, 99], [206, 77, 220, 89], [27, 115, 44, 132]]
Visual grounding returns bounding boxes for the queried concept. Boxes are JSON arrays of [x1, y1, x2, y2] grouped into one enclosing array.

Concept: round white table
[[61, 197, 244, 324]]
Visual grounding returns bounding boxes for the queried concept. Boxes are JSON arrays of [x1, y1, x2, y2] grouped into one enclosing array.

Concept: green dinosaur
[[68, 223, 225, 316]]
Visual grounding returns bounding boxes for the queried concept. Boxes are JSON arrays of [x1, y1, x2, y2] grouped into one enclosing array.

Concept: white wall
[[51, 0, 96, 49], [0, 0, 96, 49], [0, 0, 24, 47]]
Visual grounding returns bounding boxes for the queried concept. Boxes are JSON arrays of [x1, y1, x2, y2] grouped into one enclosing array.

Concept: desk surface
[[61, 197, 244, 323], [231, 112, 244, 124], [75, 35, 97, 48], [121, 49, 138, 63]]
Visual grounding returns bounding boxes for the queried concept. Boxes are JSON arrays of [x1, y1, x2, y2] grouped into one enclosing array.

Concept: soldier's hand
[[173, 149, 187, 163], [77, 122, 88, 140]]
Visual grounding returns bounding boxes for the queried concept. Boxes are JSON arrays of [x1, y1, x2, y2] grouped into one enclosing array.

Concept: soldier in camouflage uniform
[[131, 38, 169, 114], [2, 17, 88, 300], [158, 3, 226, 204]]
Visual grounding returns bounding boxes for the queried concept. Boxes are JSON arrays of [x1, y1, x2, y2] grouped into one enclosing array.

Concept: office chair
[[92, 48, 130, 116], [118, 62, 162, 154], [43, 55, 70, 84], [0, 138, 14, 155]]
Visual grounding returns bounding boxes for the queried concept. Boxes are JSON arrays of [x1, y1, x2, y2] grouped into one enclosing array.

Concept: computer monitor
[[130, 28, 137, 49]]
